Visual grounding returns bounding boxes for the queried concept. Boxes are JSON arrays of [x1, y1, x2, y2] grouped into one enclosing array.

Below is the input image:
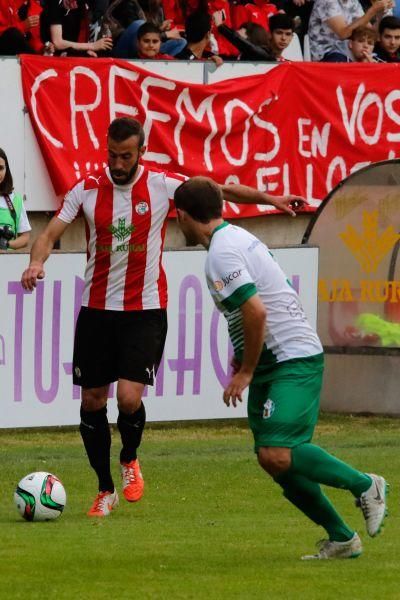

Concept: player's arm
[[21, 217, 69, 291], [219, 183, 306, 217], [223, 294, 267, 407]]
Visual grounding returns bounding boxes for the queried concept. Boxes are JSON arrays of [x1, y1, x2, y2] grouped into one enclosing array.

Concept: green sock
[[276, 471, 355, 542], [291, 443, 372, 497]]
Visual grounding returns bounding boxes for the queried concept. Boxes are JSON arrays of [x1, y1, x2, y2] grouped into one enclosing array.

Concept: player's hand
[[270, 194, 307, 217], [21, 263, 45, 291], [230, 356, 241, 375], [223, 371, 252, 407]]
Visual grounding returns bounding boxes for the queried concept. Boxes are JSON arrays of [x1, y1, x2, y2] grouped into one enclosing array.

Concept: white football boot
[[301, 533, 362, 560], [358, 474, 388, 537]]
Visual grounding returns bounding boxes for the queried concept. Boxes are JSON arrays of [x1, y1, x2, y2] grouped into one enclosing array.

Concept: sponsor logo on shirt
[[135, 201, 149, 215], [108, 218, 134, 242], [214, 270, 242, 291], [96, 242, 145, 253]]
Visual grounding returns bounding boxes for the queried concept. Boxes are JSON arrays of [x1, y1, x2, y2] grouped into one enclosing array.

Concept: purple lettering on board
[[63, 276, 84, 399], [291, 275, 300, 294], [210, 308, 233, 388], [0, 334, 5, 365], [34, 281, 61, 404], [168, 275, 202, 396], [8, 282, 31, 402]]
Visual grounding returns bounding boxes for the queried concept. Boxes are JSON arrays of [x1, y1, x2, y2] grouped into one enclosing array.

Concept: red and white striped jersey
[[57, 165, 185, 311]]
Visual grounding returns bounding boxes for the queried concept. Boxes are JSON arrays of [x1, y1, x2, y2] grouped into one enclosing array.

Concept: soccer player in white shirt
[[21, 117, 303, 518], [174, 176, 388, 559]]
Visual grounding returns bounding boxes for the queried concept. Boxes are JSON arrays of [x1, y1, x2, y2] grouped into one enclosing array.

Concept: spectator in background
[[374, 15, 400, 61], [324, 25, 378, 60], [112, 0, 186, 57], [213, 10, 275, 59], [0, 148, 31, 251], [162, 0, 209, 30], [268, 12, 294, 59], [134, 21, 175, 57], [176, 10, 223, 63], [347, 25, 378, 60], [281, 0, 313, 48], [0, 0, 38, 54], [40, 0, 113, 56], [229, 0, 280, 31], [308, 0, 394, 62]]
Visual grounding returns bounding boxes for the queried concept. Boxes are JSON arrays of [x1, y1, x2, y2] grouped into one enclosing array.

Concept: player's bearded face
[[108, 136, 143, 185]]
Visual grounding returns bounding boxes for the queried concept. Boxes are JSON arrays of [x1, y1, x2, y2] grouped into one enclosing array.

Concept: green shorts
[[248, 354, 324, 452]]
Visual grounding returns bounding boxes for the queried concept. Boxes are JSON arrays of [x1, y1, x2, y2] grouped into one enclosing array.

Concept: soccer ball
[[14, 472, 66, 522]]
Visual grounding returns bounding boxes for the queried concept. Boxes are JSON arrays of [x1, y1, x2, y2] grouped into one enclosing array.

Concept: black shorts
[[72, 307, 168, 389]]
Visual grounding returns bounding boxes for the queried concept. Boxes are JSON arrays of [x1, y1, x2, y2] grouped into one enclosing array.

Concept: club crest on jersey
[[108, 218, 134, 242], [262, 399, 275, 419], [214, 280, 224, 291], [135, 201, 149, 215]]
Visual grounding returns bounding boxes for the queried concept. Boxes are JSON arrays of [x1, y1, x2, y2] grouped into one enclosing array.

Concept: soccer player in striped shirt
[[174, 176, 388, 559], [21, 117, 302, 517]]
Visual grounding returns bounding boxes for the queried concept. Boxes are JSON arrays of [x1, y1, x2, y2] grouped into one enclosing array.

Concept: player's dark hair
[[137, 22, 162, 40], [108, 117, 145, 147], [269, 13, 294, 33], [185, 10, 212, 43], [379, 16, 400, 35], [174, 177, 223, 223], [0, 147, 13, 195]]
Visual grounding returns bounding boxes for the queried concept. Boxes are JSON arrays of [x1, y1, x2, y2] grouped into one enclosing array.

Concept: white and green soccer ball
[[14, 472, 66, 522]]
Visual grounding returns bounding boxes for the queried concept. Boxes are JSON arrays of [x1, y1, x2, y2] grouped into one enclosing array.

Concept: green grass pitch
[[0, 414, 398, 600]]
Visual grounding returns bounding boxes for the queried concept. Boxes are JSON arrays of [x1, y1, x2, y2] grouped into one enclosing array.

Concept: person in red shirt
[[0, 0, 38, 54], [231, 0, 280, 31], [135, 22, 175, 59]]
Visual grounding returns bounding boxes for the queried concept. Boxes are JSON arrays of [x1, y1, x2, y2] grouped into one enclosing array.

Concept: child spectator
[[176, 10, 223, 63], [374, 15, 400, 61], [135, 21, 175, 57], [348, 25, 378, 60], [308, 0, 393, 62], [268, 12, 294, 60], [112, 0, 186, 58]]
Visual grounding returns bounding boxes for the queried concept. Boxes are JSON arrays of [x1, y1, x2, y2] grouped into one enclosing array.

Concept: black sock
[[118, 403, 146, 464], [80, 407, 114, 493]]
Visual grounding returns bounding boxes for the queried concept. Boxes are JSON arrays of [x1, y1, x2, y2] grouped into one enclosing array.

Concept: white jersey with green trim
[[205, 222, 322, 367]]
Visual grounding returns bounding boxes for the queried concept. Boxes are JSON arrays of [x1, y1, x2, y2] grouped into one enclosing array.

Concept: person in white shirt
[[174, 175, 388, 560]]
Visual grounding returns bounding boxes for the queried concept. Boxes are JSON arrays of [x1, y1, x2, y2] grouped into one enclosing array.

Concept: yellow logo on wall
[[339, 210, 400, 274]]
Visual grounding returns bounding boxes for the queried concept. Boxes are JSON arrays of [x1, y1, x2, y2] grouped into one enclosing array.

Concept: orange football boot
[[120, 459, 144, 502]]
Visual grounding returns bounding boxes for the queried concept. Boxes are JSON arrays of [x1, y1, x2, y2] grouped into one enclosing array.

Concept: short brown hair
[[174, 177, 223, 223], [351, 26, 378, 44]]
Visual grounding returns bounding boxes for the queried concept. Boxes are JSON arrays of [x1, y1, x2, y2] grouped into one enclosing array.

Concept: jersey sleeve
[[208, 247, 257, 310], [17, 201, 32, 233], [56, 180, 84, 223], [165, 172, 188, 208]]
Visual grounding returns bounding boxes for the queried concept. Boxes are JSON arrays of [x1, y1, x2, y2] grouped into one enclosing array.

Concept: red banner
[[20, 56, 400, 218]]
